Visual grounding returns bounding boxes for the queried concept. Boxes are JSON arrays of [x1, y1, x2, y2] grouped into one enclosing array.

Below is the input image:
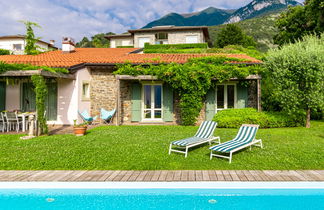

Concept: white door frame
[[141, 83, 163, 122], [215, 83, 237, 113]]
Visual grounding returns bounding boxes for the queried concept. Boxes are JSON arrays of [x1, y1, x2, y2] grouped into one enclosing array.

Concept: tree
[[76, 32, 115, 48], [21, 21, 42, 55], [274, 0, 324, 45], [215, 24, 256, 48], [265, 34, 324, 128]]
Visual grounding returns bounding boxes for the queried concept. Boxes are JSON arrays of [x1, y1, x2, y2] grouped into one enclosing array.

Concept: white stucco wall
[[4, 68, 91, 125], [110, 37, 133, 48], [52, 67, 91, 125], [133, 33, 155, 48], [53, 79, 77, 125], [76, 67, 91, 124], [5, 83, 20, 111], [0, 38, 50, 55]]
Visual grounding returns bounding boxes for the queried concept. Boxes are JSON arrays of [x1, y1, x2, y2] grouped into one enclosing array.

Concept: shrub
[[144, 43, 208, 50], [117, 46, 134, 48], [0, 49, 10, 55], [212, 108, 304, 128]]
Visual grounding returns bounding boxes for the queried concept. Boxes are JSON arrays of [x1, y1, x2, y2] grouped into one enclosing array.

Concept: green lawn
[[0, 121, 323, 170]]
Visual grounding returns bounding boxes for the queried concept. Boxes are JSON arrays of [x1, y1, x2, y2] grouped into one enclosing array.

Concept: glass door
[[216, 84, 236, 112], [143, 84, 162, 121]]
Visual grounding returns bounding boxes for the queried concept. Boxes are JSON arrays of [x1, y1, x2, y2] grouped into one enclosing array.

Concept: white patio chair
[[169, 121, 220, 158], [209, 124, 263, 163], [0, 112, 7, 132], [5, 112, 23, 132]]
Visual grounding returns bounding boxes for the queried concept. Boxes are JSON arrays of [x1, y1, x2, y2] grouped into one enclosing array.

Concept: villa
[[107, 26, 210, 48], [0, 35, 57, 55], [0, 38, 261, 126]]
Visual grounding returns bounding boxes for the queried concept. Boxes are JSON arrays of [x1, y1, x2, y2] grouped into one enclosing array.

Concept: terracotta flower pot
[[73, 126, 87, 136]]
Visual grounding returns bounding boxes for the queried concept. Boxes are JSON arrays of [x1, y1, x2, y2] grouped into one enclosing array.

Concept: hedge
[[212, 108, 305, 128], [117, 46, 134, 48], [0, 49, 10, 55], [144, 43, 208, 50]]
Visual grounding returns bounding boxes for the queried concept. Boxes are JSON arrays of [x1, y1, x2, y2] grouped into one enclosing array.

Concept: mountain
[[209, 12, 280, 52], [143, 7, 234, 28], [143, 0, 301, 28], [226, 0, 301, 23]]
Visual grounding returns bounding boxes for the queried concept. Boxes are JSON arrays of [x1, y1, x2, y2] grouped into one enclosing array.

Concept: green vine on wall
[[31, 75, 48, 135], [115, 56, 263, 125]]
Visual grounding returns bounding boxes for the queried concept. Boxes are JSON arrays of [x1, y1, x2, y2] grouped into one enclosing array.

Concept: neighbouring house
[[0, 35, 57, 55], [0, 38, 261, 126], [107, 26, 210, 48]]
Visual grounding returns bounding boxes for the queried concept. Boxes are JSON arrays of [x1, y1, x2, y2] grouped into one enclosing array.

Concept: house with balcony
[[0, 35, 57, 55], [107, 26, 210, 48]]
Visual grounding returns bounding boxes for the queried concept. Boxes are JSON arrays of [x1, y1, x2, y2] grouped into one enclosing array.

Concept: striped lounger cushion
[[172, 121, 217, 146], [209, 125, 258, 153]]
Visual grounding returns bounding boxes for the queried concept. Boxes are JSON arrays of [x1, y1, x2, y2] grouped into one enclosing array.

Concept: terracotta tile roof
[[0, 48, 262, 68]]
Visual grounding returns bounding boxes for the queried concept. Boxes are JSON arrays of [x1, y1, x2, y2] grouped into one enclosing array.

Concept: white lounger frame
[[169, 136, 220, 158], [210, 139, 263, 163]]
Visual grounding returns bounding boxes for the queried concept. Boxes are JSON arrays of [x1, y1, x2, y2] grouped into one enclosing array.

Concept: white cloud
[[0, 0, 305, 46]]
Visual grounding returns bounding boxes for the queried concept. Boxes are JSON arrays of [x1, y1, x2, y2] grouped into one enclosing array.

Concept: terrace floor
[[0, 170, 323, 182]]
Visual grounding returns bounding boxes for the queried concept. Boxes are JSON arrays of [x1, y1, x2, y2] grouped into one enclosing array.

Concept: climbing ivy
[[31, 75, 48, 135], [21, 21, 42, 55], [0, 62, 68, 74], [115, 56, 263, 125]]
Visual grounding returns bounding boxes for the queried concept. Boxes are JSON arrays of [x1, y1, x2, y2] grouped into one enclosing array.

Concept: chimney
[[62, 37, 75, 53], [49, 40, 55, 47]]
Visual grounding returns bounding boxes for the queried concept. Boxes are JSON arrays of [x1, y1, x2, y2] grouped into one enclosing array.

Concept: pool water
[[0, 189, 323, 210]]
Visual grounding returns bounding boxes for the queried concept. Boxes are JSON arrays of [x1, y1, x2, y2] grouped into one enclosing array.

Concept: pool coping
[[0, 170, 323, 182], [0, 181, 323, 189]]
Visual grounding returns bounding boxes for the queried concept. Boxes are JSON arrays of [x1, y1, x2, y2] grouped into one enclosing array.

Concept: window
[[82, 81, 90, 100], [13, 44, 22, 50], [142, 84, 162, 121], [185, 35, 199, 43], [155, 33, 168, 45], [155, 32, 168, 40], [216, 84, 236, 112]]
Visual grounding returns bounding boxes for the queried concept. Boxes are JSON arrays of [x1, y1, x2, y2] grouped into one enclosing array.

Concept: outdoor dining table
[[17, 112, 36, 132]]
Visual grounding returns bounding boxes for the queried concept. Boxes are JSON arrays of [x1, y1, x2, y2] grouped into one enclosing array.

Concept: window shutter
[[205, 88, 215, 121], [163, 84, 173, 122], [0, 82, 5, 111], [45, 82, 58, 121], [237, 84, 248, 108], [131, 82, 142, 122]]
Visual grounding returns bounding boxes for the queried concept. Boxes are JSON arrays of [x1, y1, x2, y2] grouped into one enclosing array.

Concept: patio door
[[21, 82, 57, 120], [142, 84, 162, 121], [216, 84, 236, 112], [21, 83, 36, 112], [0, 82, 5, 111]]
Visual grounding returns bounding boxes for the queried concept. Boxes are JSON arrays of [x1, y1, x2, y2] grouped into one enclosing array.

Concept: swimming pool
[[0, 182, 323, 210]]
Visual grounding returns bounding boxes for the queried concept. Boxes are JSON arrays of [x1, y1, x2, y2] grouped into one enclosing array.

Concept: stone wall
[[248, 80, 258, 109], [89, 69, 257, 126], [89, 66, 117, 123], [168, 30, 205, 44], [133, 30, 205, 48], [120, 80, 132, 124]]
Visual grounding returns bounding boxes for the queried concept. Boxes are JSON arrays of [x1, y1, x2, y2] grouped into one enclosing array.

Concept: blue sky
[[0, 0, 304, 46]]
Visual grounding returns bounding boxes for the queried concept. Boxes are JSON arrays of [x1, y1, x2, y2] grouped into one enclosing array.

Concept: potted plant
[[73, 120, 88, 136]]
